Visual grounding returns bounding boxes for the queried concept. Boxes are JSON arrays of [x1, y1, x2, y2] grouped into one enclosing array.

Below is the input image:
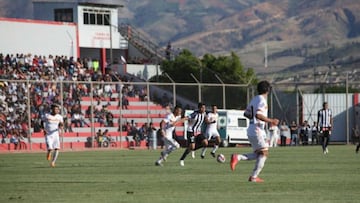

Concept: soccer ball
[[217, 154, 226, 163]]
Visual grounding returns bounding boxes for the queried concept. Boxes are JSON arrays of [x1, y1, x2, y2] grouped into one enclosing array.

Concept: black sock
[[180, 149, 190, 160]]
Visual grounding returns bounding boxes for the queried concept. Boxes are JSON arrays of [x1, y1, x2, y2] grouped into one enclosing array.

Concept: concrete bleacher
[[0, 94, 185, 152]]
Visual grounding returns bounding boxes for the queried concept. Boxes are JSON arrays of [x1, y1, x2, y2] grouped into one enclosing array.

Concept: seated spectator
[[95, 129, 103, 147], [103, 74, 113, 99], [102, 129, 110, 141], [139, 87, 147, 101], [85, 105, 92, 118], [71, 111, 89, 127], [105, 110, 114, 127], [138, 123, 148, 141], [94, 106, 106, 127], [9, 133, 19, 150]]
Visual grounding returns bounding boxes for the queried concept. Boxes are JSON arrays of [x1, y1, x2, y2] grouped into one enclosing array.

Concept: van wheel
[[222, 139, 229, 147]]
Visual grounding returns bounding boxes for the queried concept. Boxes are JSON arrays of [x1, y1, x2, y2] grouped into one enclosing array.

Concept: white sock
[[201, 147, 207, 156], [52, 150, 59, 162], [157, 157, 163, 163], [251, 154, 267, 178], [237, 153, 257, 161], [212, 145, 219, 153]]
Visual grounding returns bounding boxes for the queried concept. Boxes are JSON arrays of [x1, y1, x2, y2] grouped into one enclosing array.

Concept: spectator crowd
[[0, 52, 149, 145]]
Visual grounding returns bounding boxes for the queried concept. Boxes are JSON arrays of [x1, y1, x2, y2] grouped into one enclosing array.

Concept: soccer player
[[200, 104, 221, 158], [155, 106, 187, 166], [317, 102, 333, 154], [43, 104, 64, 168], [179, 102, 207, 166], [230, 80, 279, 183]]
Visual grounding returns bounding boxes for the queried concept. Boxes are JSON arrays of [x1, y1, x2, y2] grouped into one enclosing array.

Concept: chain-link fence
[[1, 77, 357, 151]]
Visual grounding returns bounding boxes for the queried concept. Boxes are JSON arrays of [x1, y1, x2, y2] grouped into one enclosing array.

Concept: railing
[[118, 23, 166, 61]]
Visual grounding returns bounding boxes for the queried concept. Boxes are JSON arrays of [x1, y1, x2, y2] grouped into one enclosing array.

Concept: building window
[[96, 14, 103, 25], [89, 13, 96, 24], [84, 13, 89, 24], [54, 8, 73, 22], [83, 8, 111, 26], [104, 14, 110, 25]]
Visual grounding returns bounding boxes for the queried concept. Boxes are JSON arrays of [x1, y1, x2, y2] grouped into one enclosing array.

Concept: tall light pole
[[109, 13, 113, 65]]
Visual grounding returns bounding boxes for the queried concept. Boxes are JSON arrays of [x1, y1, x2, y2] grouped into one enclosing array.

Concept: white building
[[0, 0, 129, 73]]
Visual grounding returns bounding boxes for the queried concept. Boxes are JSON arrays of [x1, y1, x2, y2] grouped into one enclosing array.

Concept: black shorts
[[186, 131, 206, 146], [320, 127, 331, 138]]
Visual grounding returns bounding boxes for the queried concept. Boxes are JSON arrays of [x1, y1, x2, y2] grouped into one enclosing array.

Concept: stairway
[[118, 23, 166, 62]]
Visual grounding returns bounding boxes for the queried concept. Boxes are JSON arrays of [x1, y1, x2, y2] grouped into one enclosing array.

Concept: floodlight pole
[[165, 73, 176, 106], [214, 74, 226, 109], [190, 73, 201, 102]]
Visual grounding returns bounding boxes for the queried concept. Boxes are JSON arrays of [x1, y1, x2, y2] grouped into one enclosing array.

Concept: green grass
[[0, 145, 359, 203]]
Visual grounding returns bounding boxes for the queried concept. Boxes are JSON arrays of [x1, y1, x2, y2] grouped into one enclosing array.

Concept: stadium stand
[[0, 52, 185, 151]]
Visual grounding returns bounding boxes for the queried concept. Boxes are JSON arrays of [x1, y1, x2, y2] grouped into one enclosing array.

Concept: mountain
[[2, 0, 360, 78]]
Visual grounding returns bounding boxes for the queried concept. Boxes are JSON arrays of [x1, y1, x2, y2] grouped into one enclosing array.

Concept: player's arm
[[256, 113, 278, 126], [58, 121, 64, 129], [41, 117, 47, 136], [330, 111, 333, 130], [158, 120, 166, 137], [205, 114, 215, 124]]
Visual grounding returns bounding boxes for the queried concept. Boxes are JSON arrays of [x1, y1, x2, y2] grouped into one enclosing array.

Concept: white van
[[183, 109, 249, 147], [217, 109, 249, 147]]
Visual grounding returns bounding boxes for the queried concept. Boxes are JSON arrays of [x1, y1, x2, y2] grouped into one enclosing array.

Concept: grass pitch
[[0, 145, 359, 203]]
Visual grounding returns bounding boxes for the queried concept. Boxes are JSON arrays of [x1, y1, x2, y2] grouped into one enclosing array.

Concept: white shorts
[[248, 128, 268, 152], [163, 137, 180, 150], [205, 129, 220, 140], [45, 133, 60, 150]]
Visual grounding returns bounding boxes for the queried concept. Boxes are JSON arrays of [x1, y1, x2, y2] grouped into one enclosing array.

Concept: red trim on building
[[0, 17, 77, 26], [354, 93, 359, 105]]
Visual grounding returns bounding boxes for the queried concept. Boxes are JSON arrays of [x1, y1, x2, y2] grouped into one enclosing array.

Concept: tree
[[160, 50, 257, 84], [157, 49, 257, 109]]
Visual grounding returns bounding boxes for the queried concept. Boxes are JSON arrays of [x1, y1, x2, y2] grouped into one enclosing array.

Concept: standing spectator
[[147, 122, 157, 149], [290, 121, 298, 146], [121, 94, 129, 109], [230, 80, 279, 183], [269, 123, 280, 147], [279, 121, 289, 146], [300, 120, 310, 145], [138, 123, 148, 141], [317, 102, 333, 154], [355, 126, 360, 153], [42, 104, 64, 168], [311, 121, 319, 145]]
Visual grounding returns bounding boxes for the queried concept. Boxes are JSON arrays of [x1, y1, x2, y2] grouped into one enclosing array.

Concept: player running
[[230, 81, 278, 183], [200, 104, 221, 158], [179, 102, 207, 166], [155, 105, 187, 166]]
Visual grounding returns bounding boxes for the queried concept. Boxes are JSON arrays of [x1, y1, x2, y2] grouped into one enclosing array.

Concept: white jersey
[[206, 112, 218, 131], [205, 112, 220, 138], [246, 95, 268, 137], [44, 113, 63, 136], [163, 113, 181, 139]]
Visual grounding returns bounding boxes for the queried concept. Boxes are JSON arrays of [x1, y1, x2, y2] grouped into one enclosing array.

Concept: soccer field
[[0, 145, 359, 203]]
